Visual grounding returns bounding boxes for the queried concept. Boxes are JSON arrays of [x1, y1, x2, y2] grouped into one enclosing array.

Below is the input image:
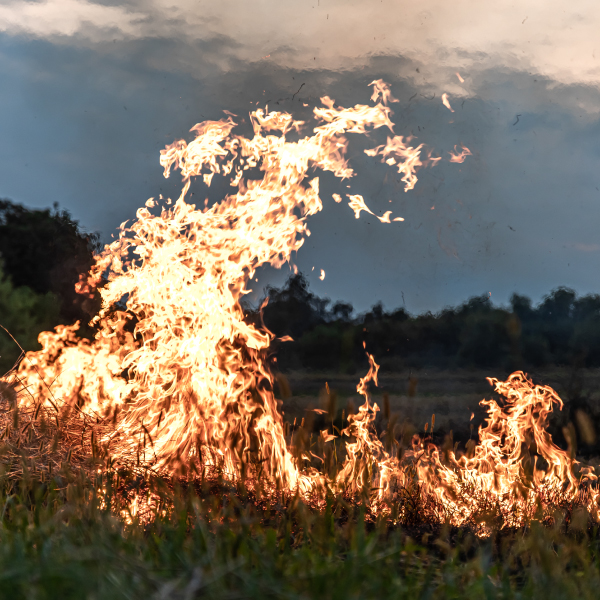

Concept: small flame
[[441, 93, 454, 112], [365, 135, 428, 192], [369, 79, 399, 105], [347, 194, 374, 219], [448, 144, 472, 163]]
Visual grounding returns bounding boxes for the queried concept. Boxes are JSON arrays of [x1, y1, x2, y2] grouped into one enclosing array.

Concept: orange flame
[[347, 194, 374, 219], [8, 84, 404, 489], [4, 81, 594, 531], [449, 144, 472, 163], [442, 93, 454, 112], [364, 135, 427, 192]]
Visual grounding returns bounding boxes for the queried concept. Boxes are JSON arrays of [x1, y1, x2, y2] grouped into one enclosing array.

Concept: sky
[[1, 0, 600, 314]]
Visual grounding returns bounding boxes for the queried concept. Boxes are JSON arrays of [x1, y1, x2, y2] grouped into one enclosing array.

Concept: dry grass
[[2, 365, 600, 597]]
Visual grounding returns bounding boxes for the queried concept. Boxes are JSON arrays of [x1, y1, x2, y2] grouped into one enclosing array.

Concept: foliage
[[0, 199, 100, 328], [259, 274, 600, 373], [0, 264, 60, 374], [0, 471, 600, 599]]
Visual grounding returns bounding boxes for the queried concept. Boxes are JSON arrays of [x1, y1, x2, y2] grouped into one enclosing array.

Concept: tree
[[262, 273, 330, 340], [0, 262, 60, 374], [0, 199, 101, 329], [331, 301, 353, 322]]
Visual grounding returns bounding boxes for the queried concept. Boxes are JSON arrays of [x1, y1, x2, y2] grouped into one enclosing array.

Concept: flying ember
[[4, 79, 598, 532]]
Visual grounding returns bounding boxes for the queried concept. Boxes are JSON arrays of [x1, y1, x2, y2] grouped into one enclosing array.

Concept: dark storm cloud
[[1, 23, 600, 312]]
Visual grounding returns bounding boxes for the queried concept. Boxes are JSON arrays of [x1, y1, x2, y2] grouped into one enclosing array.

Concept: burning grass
[[3, 364, 600, 597], [2, 78, 600, 594], [1, 366, 600, 535], [0, 460, 600, 599]]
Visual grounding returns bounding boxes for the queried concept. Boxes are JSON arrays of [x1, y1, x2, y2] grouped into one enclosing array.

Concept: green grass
[[1, 470, 600, 599]]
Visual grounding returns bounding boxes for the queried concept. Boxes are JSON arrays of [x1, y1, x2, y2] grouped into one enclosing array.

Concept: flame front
[[9, 81, 404, 489], [6, 81, 598, 531]]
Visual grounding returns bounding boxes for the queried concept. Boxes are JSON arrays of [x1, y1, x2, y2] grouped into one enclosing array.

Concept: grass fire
[[2, 81, 600, 598]]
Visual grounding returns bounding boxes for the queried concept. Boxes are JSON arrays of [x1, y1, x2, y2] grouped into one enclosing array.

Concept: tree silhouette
[[0, 199, 101, 329]]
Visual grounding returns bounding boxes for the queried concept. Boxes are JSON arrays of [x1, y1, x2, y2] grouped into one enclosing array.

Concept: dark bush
[[0, 199, 101, 329], [0, 263, 60, 373], [256, 276, 600, 373]]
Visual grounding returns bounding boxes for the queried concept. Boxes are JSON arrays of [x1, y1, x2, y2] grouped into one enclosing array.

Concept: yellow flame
[[347, 194, 374, 219], [449, 144, 472, 163], [442, 93, 454, 112], [5, 81, 592, 531]]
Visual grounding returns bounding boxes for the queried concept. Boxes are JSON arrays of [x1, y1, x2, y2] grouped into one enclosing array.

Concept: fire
[[405, 372, 598, 529], [7, 81, 410, 490], [347, 194, 375, 219], [449, 144, 472, 163], [442, 92, 454, 112], [5, 80, 594, 532], [364, 134, 430, 192]]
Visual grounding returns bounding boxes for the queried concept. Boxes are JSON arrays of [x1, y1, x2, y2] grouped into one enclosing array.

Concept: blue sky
[[1, 0, 600, 313]]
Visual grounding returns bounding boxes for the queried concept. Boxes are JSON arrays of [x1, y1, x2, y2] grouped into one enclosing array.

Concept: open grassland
[[1, 470, 600, 599], [3, 367, 600, 598], [280, 367, 600, 441]]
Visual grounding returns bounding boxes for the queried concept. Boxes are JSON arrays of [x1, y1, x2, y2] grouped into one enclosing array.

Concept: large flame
[[5, 80, 598, 529]]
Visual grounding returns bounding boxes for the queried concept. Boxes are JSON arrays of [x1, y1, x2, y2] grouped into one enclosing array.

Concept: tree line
[[254, 274, 600, 373]]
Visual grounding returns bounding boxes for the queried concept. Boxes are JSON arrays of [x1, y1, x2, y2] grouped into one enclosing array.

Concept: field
[[0, 367, 599, 598], [1, 468, 600, 599], [280, 366, 600, 442]]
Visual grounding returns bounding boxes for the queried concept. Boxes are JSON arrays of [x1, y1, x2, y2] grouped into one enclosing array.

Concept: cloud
[[2, 0, 600, 89], [0, 0, 146, 39]]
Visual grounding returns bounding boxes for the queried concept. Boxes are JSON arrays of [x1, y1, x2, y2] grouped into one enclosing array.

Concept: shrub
[[0, 264, 60, 374]]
